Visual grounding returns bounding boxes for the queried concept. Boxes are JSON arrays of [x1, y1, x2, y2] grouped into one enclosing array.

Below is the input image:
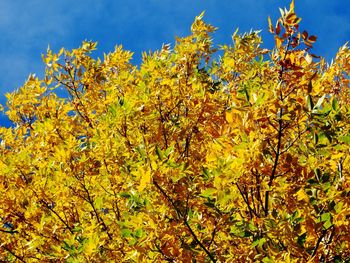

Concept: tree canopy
[[1, 1, 349, 262]]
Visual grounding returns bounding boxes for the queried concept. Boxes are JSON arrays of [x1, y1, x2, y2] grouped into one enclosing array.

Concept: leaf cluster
[[1, 1, 350, 262]]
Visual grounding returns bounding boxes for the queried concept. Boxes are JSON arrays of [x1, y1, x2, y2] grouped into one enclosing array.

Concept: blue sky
[[0, 0, 349, 126]]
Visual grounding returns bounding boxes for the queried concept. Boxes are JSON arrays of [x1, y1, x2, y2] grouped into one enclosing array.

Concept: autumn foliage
[[1, 1, 350, 262]]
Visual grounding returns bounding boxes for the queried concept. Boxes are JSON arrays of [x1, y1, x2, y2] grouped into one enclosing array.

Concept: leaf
[[275, 36, 283, 49], [138, 168, 151, 192], [268, 16, 274, 33], [279, 7, 285, 17], [320, 212, 331, 222], [305, 53, 312, 64], [323, 220, 333, 230], [196, 11, 205, 21], [296, 188, 309, 202], [331, 98, 339, 111], [339, 134, 350, 144], [308, 35, 317, 43], [94, 196, 104, 209], [308, 80, 313, 93], [252, 238, 266, 248], [155, 145, 164, 161], [225, 111, 234, 123], [262, 257, 274, 263], [134, 228, 143, 238], [304, 40, 313, 48], [285, 12, 298, 25], [302, 31, 308, 40], [297, 233, 307, 247], [314, 94, 326, 109], [275, 21, 281, 35], [307, 95, 314, 110], [200, 188, 217, 198], [121, 229, 132, 238], [290, 0, 295, 12]]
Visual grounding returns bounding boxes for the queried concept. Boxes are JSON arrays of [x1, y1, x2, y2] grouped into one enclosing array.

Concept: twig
[[2, 245, 26, 262], [153, 179, 217, 262]]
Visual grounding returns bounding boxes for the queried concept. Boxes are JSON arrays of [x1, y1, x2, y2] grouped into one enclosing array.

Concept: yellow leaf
[[268, 16, 274, 33], [138, 168, 151, 192], [225, 111, 234, 124], [84, 235, 99, 255], [290, 0, 295, 12], [305, 53, 312, 64], [275, 36, 283, 49], [296, 188, 308, 202], [331, 153, 344, 160]]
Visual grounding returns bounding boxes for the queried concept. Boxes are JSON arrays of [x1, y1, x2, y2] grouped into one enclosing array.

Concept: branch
[[311, 229, 327, 258], [208, 223, 217, 250], [264, 109, 283, 216], [154, 242, 176, 262], [153, 179, 217, 262], [80, 183, 113, 240], [236, 183, 259, 218], [53, 75, 94, 129], [2, 245, 26, 263], [0, 229, 18, 234], [41, 200, 74, 234]]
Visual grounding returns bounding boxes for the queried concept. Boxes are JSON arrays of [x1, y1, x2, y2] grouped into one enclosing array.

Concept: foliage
[[1, 2, 350, 262]]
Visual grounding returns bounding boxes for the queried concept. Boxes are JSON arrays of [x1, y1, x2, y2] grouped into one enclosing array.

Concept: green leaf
[[134, 228, 143, 238], [252, 239, 259, 247], [120, 192, 131, 198], [248, 221, 257, 231], [121, 229, 132, 238], [297, 232, 307, 247], [339, 134, 350, 144], [313, 132, 318, 144], [307, 95, 314, 111], [94, 196, 103, 209], [252, 238, 266, 248], [258, 238, 266, 248], [334, 202, 344, 213], [332, 97, 339, 111], [201, 167, 211, 180], [320, 212, 331, 222], [200, 188, 216, 198], [155, 145, 164, 161], [262, 257, 274, 263], [323, 220, 333, 230], [164, 146, 174, 157]]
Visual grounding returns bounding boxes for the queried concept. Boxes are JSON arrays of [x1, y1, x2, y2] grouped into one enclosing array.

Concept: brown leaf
[[308, 35, 317, 43], [276, 22, 281, 35], [302, 31, 308, 40]]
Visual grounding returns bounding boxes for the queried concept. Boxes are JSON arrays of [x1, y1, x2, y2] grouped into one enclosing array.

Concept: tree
[[1, 1, 349, 261]]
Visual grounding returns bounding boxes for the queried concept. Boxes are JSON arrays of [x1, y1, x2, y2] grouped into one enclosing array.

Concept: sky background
[[0, 0, 349, 126]]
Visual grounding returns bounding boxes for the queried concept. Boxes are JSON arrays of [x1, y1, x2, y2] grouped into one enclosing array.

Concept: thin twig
[[153, 180, 217, 262]]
